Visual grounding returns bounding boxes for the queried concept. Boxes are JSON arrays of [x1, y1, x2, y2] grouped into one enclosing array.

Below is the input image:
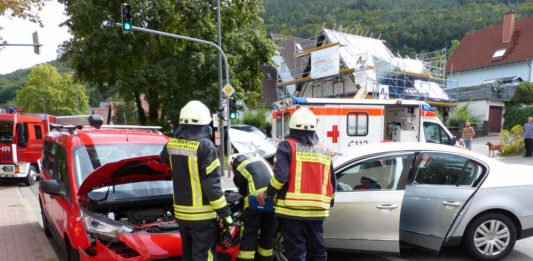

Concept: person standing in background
[[462, 122, 476, 150], [524, 117, 533, 158]]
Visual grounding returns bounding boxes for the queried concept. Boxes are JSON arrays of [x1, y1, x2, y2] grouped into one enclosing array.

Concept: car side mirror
[[39, 180, 65, 196], [450, 136, 457, 146]]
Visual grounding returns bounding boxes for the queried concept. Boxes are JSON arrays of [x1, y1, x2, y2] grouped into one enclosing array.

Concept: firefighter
[[161, 100, 232, 261], [230, 153, 276, 261], [258, 107, 336, 261]]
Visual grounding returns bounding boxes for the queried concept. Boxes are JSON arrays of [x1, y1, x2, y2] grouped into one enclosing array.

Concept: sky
[[0, 1, 71, 75]]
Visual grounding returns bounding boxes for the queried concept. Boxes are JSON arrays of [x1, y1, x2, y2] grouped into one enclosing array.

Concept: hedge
[[503, 105, 533, 130]]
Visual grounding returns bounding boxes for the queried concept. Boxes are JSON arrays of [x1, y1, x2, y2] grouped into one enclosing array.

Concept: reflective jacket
[[232, 155, 273, 209], [161, 125, 231, 221], [266, 130, 336, 220]]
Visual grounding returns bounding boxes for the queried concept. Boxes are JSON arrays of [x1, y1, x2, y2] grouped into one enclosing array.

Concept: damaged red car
[[38, 119, 240, 261]]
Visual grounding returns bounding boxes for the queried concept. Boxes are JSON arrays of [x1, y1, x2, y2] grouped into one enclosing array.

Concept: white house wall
[[457, 100, 505, 122], [447, 61, 532, 87]]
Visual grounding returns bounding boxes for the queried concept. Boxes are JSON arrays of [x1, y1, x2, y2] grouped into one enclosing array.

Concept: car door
[[400, 152, 485, 252], [50, 144, 71, 242], [324, 153, 414, 253]]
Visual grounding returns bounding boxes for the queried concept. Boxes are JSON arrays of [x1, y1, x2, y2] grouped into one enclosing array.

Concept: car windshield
[[0, 121, 13, 143], [73, 144, 172, 201]]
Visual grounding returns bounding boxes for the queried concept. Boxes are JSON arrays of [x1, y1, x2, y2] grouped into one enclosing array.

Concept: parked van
[[272, 97, 456, 154]]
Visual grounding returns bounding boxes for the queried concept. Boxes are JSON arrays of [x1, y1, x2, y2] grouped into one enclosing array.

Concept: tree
[[59, 0, 275, 126], [0, 0, 48, 41], [510, 81, 533, 105], [448, 39, 460, 58], [16, 64, 89, 115]]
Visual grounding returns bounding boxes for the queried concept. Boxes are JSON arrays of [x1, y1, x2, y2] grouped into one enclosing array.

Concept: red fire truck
[[0, 113, 48, 186]]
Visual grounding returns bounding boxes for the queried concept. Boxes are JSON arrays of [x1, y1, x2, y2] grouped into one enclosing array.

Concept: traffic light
[[229, 98, 237, 120], [121, 3, 132, 31]]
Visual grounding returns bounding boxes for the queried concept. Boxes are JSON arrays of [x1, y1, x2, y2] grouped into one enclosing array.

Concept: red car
[[38, 117, 240, 261]]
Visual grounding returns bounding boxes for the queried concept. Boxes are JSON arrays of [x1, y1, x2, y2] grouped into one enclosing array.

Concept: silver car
[[326, 142, 533, 260]]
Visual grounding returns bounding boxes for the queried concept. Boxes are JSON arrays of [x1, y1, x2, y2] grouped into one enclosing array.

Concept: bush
[[240, 109, 269, 130], [503, 104, 533, 130], [447, 104, 479, 128], [499, 125, 525, 156], [510, 81, 533, 105]]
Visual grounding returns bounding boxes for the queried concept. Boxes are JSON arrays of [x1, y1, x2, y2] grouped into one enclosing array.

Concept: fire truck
[[0, 113, 48, 185], [272, 97, 456, 154]]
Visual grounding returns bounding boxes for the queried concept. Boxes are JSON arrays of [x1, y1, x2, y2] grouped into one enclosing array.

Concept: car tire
[[39, 200, 52, 237], [66, 239, 80, 261], [23, 166, 37, 186], [463, 213, 517, 260], [273, 232, 287, 261]]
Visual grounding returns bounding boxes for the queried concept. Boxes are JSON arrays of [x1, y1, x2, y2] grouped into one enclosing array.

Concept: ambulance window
[[34, 125, 43, 140], [276, 114, 283, 139], [283, 113, 291, 137], [347, 113, 368, 136], [423, 122, 450, 145]]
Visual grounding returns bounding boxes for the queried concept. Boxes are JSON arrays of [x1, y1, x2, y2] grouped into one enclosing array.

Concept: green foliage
[[241, 109, 269, 130], [110, 100, 138, 125], [263, 0, 533, 55], [510, 82, 533, 105], [503, 104, 533, 129], [59, 0, 276, 126], [499, 125, 525, 156], [15, 64, 89, 115], [447, 104, 478, 128], [447, 39, 460, 58]]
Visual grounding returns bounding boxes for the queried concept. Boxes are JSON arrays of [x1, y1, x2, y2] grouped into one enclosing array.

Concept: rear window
[[0, 122, 13, 142]]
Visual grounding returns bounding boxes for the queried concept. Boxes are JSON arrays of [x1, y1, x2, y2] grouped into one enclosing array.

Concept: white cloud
[[0, 0, 71, 74]]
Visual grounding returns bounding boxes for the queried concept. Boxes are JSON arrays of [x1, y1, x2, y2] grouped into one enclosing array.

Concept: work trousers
[[525, 138, 533, 157], [178, 219, 219, 261], [278, 218, 327, 261], [238, 209, 277, 261]]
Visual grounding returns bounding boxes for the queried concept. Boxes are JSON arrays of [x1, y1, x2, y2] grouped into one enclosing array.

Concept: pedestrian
[[258, 107, 336, 261], [462, 122, 476, 150], [524, 116, 533, 158], [230, 154, 276, 261], [160, 100, 233, 261]]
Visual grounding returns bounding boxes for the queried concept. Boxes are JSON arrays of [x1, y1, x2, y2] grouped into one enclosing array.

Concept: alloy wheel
[[273, 232, 287, 261], [474, 219, 510, 256]]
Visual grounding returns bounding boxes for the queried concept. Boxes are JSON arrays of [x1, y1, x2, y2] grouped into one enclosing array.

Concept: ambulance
[[271, 97, 456, 154]]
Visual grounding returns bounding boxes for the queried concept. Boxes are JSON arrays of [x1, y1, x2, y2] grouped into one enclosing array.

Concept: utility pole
[[216, 0, 227, 175], [0, 31, 42, 55]]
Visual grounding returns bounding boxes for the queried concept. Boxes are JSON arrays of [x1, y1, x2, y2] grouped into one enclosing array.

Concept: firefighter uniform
[[161, 100, 232, 261], [231, 154, 276, 261], [261, 107, 336, 261]]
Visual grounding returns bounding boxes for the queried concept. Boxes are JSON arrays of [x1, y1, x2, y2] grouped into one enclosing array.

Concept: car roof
[[46, 128, 168, 146], [334, 142, 499, 167]]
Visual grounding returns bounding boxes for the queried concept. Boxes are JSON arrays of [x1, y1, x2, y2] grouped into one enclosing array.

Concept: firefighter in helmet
[[161, 100, 232, 261], [230, 153, 276, 261], [258, 107, 336, 261]]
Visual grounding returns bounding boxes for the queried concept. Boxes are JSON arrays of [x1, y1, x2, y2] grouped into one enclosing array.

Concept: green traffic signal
[[229, 111, 238, 120], [121, 3, 132, 31]]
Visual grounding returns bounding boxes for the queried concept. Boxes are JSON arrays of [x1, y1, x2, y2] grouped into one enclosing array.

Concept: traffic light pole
[[116, 23, 231, 171]]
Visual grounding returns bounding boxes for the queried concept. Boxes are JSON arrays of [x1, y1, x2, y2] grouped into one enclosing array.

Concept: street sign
[[222, 84, 235, 97]]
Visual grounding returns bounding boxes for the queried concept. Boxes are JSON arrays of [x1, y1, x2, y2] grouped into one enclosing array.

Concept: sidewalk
[[0, 184, 58, 261], [471, 134, 533, 166]]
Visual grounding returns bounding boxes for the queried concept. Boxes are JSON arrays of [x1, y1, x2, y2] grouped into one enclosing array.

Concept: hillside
[[262, 0, 533, 55]]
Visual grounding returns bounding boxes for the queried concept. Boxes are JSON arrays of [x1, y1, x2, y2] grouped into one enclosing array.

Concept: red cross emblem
[[327, 125, 339, 143]]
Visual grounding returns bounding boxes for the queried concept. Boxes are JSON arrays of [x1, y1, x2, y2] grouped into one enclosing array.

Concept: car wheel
[[39, 200, 52, 237], [273, 232, 287, 261], [463, 213, 516, 260], [66, 239, 80, 261], [24, 166, 37, 186]]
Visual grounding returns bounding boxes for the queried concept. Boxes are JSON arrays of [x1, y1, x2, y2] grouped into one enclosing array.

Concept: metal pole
[[216, 0, 226, 176]]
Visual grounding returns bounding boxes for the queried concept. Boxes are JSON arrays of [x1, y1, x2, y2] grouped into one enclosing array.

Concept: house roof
[[259, 65, 278, 107], [446, 17, 533, 73], [270, 33, 315, 78]]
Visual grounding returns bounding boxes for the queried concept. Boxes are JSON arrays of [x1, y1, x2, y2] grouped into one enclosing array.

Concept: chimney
[[502, 11, 515, 43]]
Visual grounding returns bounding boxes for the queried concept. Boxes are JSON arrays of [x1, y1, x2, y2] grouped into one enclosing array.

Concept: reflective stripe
[[285, 192, 331, 202], [238, 250, 256, 259], [167, 147, 197, 157], [205, 158, 220, 175], [279, 199, 330, 209], [189, 156, 202, 206], [167, 138, 200, 151], [257, 246, 273, 257], [174, 211, 217, 221], [295, 159, 302, 193], [321, 161, 330, 199], [209, 196, 228, 210], [174, 204, 214, 213], [208, 246, 213, 261], [237, 159, 256, 193], [275, 205, 330, 218], [270, 176, 284, 190], [295, 151, 330, 164]]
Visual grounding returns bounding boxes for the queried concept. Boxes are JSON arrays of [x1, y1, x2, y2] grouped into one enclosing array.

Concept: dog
[[486, 141, 503, 157]]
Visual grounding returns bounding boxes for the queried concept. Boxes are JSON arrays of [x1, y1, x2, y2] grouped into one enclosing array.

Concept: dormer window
[[492, 48, 506, 59]]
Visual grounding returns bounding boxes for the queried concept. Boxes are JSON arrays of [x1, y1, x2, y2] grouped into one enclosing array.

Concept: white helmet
[[179, 100, 211, 125], [289, 107, 317, 131]]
